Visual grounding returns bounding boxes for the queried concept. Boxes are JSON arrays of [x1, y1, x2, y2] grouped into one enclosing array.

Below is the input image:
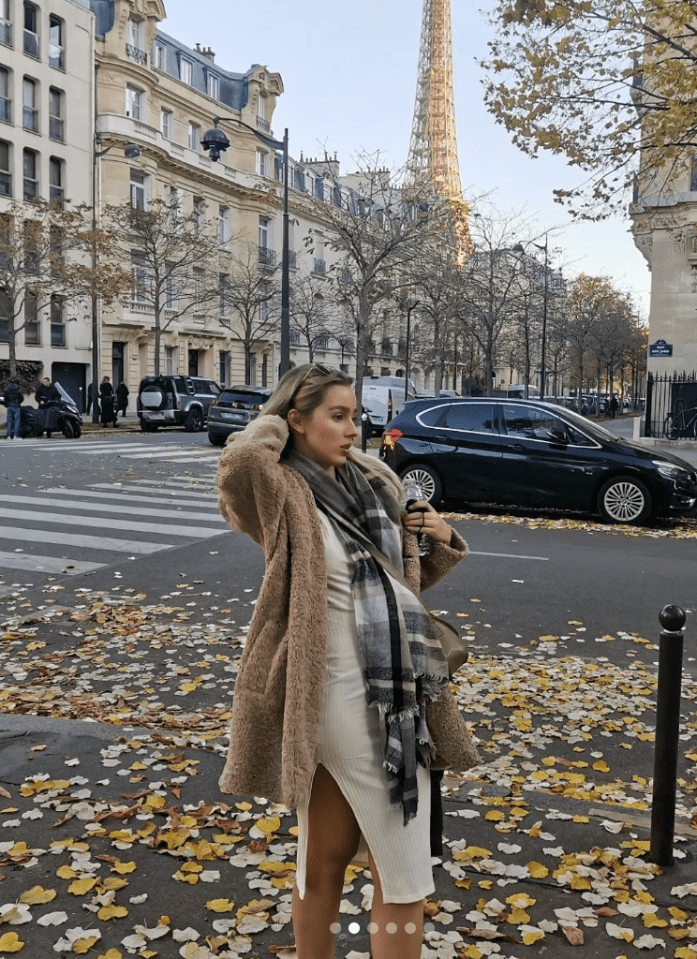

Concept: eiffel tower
[[407, 0, 469, 251]]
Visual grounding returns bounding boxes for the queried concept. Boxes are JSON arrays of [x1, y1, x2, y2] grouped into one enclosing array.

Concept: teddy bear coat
[[215, 413, 478, 810]]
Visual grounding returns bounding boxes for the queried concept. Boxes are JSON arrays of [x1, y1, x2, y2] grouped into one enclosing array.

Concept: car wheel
[[399, 464, 443, 506], [208, 432, 226, 447], [597, 475, 653, 525], [185, 407, 204, 432], [60, 419, 76, 439]]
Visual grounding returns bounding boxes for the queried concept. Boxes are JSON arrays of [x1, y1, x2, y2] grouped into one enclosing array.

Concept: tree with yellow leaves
[[483, 0, 697, 218]]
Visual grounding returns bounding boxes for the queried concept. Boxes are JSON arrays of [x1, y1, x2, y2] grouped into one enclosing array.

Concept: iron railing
[[644, 371, 697, 439]]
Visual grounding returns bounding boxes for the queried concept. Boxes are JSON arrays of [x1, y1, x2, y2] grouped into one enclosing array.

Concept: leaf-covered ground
[[1, 585, 696, 958]]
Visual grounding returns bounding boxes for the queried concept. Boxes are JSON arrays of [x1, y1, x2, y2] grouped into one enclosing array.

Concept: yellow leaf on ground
[[56, 865, 77, 880], [18, 886, 56, 905], [254, 816, 281, 837], [593, 760, 610, 773], [675, 948, 697, 959], [96, 950, 123, 959], [205, 899, 235, 913], [97, 904, 128, 921], [485, 810, 504, 821], [0, 931, 24, 952], [112, 861, 137, 875], [527, 861, 549, 879], [521, 927, 545, 945], [68, 877, 98, 896], [73, 936, 100, 955]]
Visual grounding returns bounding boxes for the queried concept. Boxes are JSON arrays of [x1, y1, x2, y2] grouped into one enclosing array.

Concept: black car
[[380, 397, 697, 525], [207, 385, 272, 446]]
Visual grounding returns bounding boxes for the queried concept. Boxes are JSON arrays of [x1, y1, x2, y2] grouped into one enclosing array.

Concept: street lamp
[[201, 117, 291, 377], [91, 137, 140, 422], [512, 236, 550, 401], [404, 298, 420, 403]]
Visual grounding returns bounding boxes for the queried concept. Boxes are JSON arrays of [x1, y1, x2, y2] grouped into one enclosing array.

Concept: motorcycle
[[19, 383, 83, 439]]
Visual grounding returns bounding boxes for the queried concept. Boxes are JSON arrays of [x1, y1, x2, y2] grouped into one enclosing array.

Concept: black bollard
[[649, 604, 687, 866]]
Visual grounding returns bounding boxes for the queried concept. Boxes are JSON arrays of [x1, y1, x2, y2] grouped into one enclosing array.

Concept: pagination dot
[[329, 922, 341, 934], [348, 922, 361, 934]]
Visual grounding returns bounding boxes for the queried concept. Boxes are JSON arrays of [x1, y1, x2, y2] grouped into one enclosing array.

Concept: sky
[[161, 0, 652, 318]]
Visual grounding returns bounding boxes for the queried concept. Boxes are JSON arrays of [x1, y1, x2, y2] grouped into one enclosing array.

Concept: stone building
[[0, 0, 94, 401]]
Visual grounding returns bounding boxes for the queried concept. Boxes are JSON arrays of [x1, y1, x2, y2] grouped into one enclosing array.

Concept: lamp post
[[404, 298, 419, 403], [512, 235, 550, 401], [201, 117, 290, 377], [90, 137, 140, 422]]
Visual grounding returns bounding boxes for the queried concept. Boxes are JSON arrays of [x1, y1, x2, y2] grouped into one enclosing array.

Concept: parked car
[[380, 397, 697, 525], [207, 385, 272, 446], [137, 375, 221, 432]]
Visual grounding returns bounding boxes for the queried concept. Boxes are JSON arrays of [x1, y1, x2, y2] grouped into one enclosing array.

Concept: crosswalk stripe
[[89, 483, 216, 501], [0, 507, 224, 538], [44, 488, 218, 508], [5, 493, 221, 521], [0, 526, 163, 554], [0, 551, 104, 574]]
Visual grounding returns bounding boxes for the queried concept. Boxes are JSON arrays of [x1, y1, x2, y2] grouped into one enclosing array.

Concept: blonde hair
[[263, 363, 405, 502], [263, 364, 353, 421]]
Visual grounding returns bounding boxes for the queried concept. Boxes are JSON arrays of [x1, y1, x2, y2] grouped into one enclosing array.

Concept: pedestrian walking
[[35, 377, 60, 438], [86, 382, 101, 418], [2, 376, 24, 439], [610, 395, 619, 418], [216, 363, 478, 959], [115, 381, 129, 418], [99, 376, 119, 427]]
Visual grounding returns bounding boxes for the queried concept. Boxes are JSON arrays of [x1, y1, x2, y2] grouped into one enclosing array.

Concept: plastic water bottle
[[402, 479, 429, 554]]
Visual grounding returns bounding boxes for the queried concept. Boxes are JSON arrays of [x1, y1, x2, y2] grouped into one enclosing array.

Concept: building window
[[129, 169, 148, 210], [126, 18, 147, 65], [153, 43, 165, 70], [23, 148, 37, 200], [193, 268, 204, 309], [256, 95, 269, 131], [219, 349, 230, 385], [218, 205, 230, 244], [164, 262, 177, 309], [131, 252, 150, 301], [180, 58, 192, 85], [165, 346, 176, 375], [193, 196, 205, 235], [126, 85, 144, 121], [49, 156, 62, 205], [188, 121, 200, 151], [160, 108, 173, 139], [49, 87, 64, 141], [258, 215, 269, 256], [50, 294, 65, 346], [0, 67, 10, 124], [23, 77, 38, 132], [219, 274, 229, 318], [0, 0, 12, 47], [24, 291, 39, 344], [206, 73, 218, 99], [23, 2, 39, 57], [0, 140, 10, 196], [256, 149, 268, 178], [48, 15, 64, 69]]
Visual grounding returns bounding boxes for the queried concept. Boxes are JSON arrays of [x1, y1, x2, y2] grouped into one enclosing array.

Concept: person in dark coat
[[99, 376, 119, 427], [36, 377, 59, 407], [86, 382, 101, 417], [116, 381, 130, 418], [2, 377, 24, 439]]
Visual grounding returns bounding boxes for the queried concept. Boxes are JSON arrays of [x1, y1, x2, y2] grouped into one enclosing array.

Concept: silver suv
[[137, 375, 221, 432]]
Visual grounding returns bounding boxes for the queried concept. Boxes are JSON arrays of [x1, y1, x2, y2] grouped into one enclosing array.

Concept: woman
[[216, 364, 478, 959], [99, 376, 118, 428]]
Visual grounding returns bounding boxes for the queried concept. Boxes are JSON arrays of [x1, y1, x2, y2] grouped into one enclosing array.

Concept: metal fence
[[645, 371, 697, 439]]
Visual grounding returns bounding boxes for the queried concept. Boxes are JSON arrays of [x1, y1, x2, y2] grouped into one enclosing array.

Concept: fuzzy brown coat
[[216, 414, 478, 809]]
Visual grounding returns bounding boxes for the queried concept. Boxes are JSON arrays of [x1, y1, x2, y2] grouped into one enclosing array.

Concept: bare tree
[[0, 199, 129, 378], [312, 156, 448, 407], [290, 274, 345, 363], [104, 198, 221, 376], [219, 247, 280, 383]]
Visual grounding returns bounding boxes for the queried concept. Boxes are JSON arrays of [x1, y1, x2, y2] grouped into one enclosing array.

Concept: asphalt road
[[1, 417, 696, 672]]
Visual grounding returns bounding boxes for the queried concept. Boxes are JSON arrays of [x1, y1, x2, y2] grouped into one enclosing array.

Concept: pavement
[[0, 413, 696, 958]]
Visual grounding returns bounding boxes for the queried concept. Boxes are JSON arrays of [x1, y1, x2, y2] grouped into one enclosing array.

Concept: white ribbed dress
[[295, 510, 433, 904]]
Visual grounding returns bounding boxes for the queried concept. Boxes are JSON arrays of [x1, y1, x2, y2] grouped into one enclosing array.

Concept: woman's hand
[[403, 500, 452, 545]]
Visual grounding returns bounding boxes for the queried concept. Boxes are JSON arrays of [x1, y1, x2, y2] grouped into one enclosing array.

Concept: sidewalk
[[1, 582, 695, 957]]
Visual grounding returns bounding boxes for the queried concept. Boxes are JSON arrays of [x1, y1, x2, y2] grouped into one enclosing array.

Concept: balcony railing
[[126, 43, 147, 65], [256, 115, 270, 132], [258, 246, 277, 266], [313, 258, 326, 276], [288, 249, 298, 268], [23, 29, 39, 57]]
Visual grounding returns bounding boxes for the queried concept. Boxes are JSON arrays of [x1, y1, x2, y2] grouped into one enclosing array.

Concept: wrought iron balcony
[[258, 246, 277, 267], [126, 43, 147, 65]]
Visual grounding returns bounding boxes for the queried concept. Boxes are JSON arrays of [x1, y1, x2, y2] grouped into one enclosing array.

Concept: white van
[[361, 384, 410, 436]]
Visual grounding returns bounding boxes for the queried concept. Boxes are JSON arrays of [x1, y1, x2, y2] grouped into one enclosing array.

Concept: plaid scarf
[[286, 451, 449, 823]]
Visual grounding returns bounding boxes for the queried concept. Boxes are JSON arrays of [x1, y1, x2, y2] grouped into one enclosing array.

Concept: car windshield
[[220, 390, 268, 407], [561, 406, 617, 441]]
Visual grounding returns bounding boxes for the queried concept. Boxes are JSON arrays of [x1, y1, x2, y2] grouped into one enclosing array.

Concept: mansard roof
[[154, 31, 259, 111]]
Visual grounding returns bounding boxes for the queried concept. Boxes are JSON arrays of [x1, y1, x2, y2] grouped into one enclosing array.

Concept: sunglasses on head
[[296, 363, 338, 387]]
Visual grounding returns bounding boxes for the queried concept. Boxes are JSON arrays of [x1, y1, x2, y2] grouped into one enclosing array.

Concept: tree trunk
[[153, 315, 162, 377]]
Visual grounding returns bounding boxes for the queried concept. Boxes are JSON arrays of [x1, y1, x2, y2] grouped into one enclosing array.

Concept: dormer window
[[206, 73, 219, 99], [180, 58, 193, 85], [126, 18, 146, 65]]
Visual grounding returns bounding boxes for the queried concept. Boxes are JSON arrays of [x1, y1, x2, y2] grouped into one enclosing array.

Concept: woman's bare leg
[[368, 852, 424, 959], [293, 764, 361, 959]]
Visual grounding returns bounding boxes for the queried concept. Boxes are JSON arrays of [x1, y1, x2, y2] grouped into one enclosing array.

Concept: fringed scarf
[[286, 450, 449, 823]]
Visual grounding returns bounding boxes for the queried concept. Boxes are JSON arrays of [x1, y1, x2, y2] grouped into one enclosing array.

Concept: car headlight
[[653, 461, 690, 480]]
